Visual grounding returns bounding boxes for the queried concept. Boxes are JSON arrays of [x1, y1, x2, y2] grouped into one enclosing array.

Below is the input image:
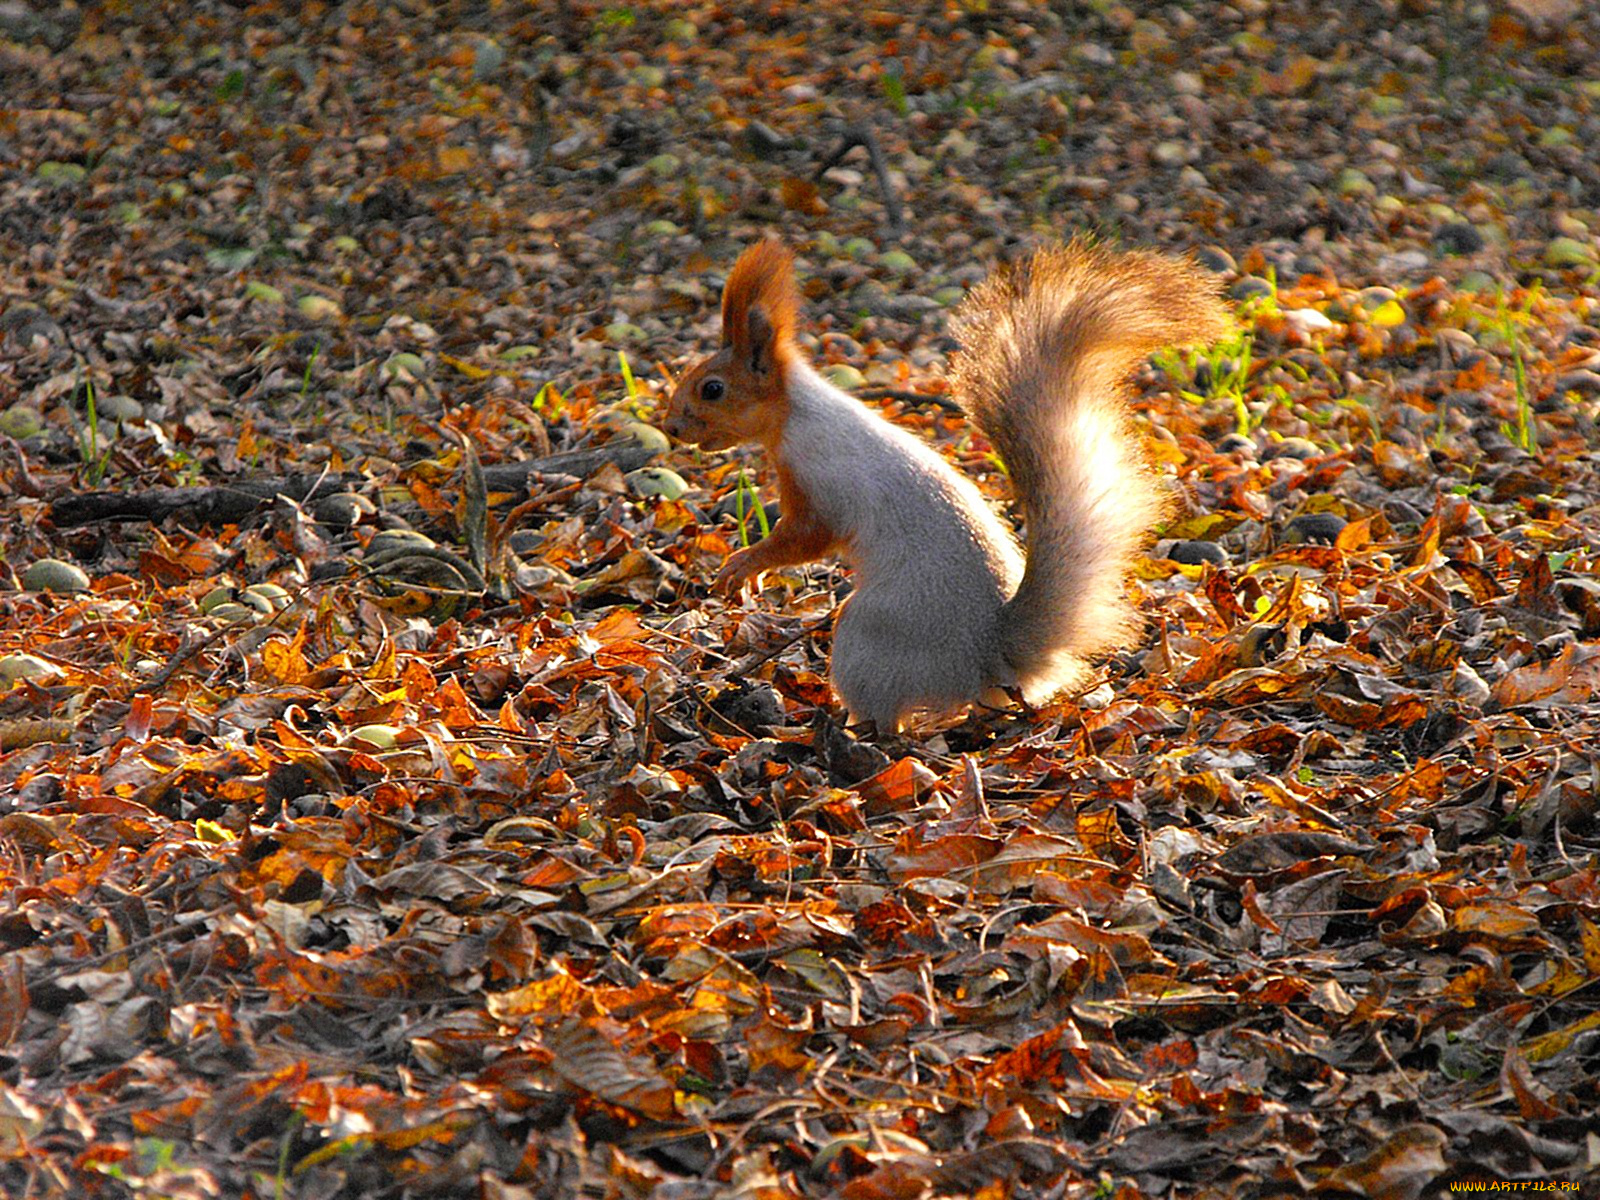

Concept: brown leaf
[[1215, 832, 1366, 877], [779, 176, 827, 215], [1317, 1124, 1447, 1198], [855, 756, 938, 817], [1492, 642, 1599, 708], [884, 828, 1001, 882], [544, 1017, 677, 1121]]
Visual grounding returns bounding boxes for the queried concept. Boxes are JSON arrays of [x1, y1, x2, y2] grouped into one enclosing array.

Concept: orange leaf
[[1452, 901, 1543, 940], [779, 176, 827, 215], [855, 757, 937, 818], [1503, 1050, 1567, 1121], [1240, 879, 1283, 934], [1334, 515, 1373, 552], [1492, 642, 1596, 708], [261, 627, 309, 685], [125, 693, 154, 743], [885, 828, 1002, 882], [1321, 1125, 1447, 1199], [745, 1008, 812, 1085], [436, 145, 474, 175], [1075, 806, 1135, 862]]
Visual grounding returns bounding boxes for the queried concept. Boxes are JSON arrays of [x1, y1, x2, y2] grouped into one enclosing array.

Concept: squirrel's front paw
[[713, 551, 759, 597]]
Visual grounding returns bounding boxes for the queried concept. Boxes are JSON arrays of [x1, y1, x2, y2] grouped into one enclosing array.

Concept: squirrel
[[663, 238, 1230, 732]]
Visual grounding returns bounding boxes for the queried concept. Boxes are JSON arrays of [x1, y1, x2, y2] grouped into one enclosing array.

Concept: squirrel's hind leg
[[827, 596, 915, 734], [828, 591, 1003, 734], [836, 685, 908, 738]]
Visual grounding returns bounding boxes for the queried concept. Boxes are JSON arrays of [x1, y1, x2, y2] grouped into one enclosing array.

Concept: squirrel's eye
[[700, 378, 726, 401]]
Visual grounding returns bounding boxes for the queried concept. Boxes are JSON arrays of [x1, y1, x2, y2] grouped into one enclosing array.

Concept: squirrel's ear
[[745, 304, 776, 375], [722, 240, 798, 371]]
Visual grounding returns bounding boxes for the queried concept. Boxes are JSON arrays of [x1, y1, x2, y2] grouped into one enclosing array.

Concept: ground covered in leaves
[[2, 1, 1600, 1196]]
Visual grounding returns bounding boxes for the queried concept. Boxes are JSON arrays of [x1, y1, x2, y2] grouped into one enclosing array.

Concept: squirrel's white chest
[[779, 370, 1022, 589]]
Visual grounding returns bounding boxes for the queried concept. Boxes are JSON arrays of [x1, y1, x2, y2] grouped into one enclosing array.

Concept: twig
[[815, 121, 905, 234], [858, 387, 963, 414], [132, 612, 258, 695]]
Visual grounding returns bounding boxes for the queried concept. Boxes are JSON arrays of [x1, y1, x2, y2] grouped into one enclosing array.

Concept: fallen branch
[[49, 472, 365, 528], [48, 439, 659, 528]]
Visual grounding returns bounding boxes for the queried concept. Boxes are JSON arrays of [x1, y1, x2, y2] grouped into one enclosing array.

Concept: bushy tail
[[951, 240, 1230, 699]]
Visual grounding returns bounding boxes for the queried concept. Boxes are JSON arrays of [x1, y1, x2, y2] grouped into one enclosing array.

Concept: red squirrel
[[663, 239, 1230, 732]]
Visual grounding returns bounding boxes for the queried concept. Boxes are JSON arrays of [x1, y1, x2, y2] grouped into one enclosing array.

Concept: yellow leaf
[[436, 145, 474, 175], [1144, 436, 1186, 467], [1133, 556, 1195, 581], [1523, 1009, 1600, 1063], [195, 819, 235, 844], [237, 420, 258, 462], [1370, 299, 1407, 327], [438, 353, 492, 380], [1579, 914, 1600, 973], [262, 632, 308, 685], [1166, 513, 1229, 540]]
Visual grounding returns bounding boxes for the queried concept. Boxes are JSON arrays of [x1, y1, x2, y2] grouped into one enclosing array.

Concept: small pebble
[[1335, 168, 1375, 196], [472, 38, 505, 81], [1168, 540, 1227, 566], [1433, 222, 1484, 255], [1229, 276, 1275, 301], [1282, 512, 1347, 544], [1554, 370, 1600, 395], [1545, 237, 1596, 268], [879, 249, 917, 275], [1485, 151, 1529, 180], [1377, 250, 1430, 274], [1215, 432, 1256, 456], [1434, 328, 1478, 362], [21, 558, 91, 593], [643, 153, 680, 178], [1264, 436, 1321, 461], [1152, 141, 1188, 167], [297, 295, 342, 321], [1284, 308, 1334, 335]]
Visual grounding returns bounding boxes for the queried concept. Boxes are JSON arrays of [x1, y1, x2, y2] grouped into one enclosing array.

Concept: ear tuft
[[721, 240, 799, 370]]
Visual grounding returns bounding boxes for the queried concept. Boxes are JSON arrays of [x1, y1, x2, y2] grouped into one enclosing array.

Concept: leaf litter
[[1, 1, 1599, 1197]]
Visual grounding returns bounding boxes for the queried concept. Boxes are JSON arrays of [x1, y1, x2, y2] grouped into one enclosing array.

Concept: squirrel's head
[[663, 240, 799, 451]]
